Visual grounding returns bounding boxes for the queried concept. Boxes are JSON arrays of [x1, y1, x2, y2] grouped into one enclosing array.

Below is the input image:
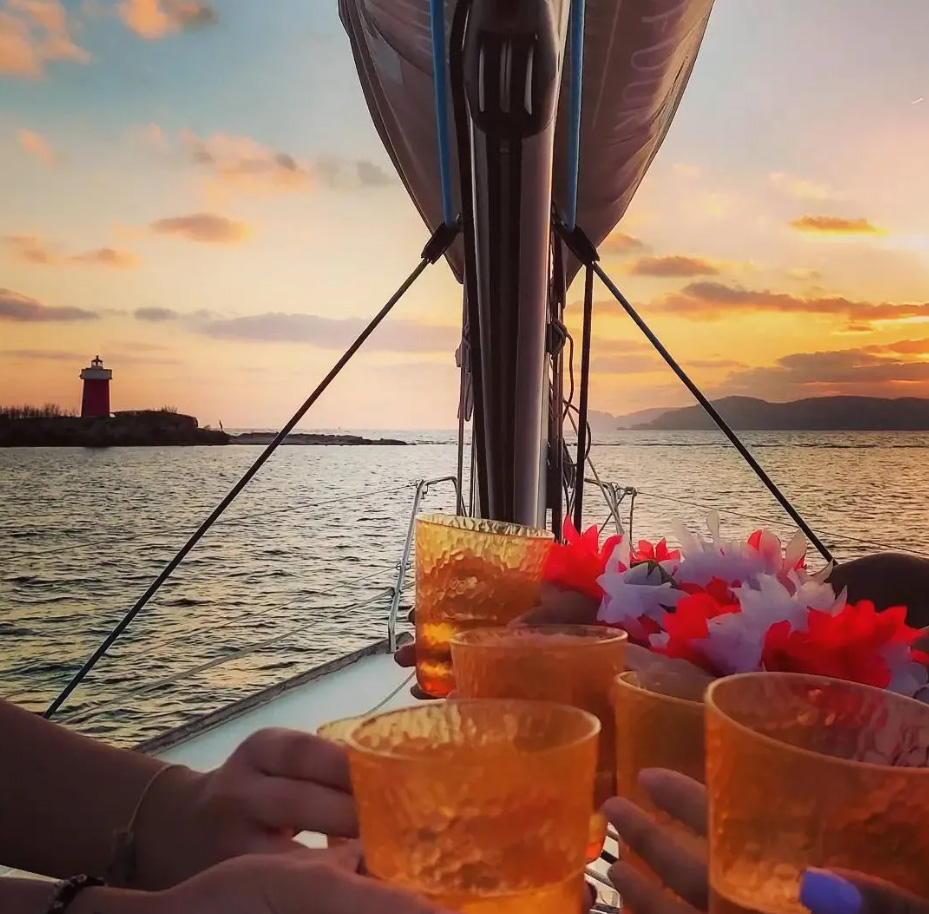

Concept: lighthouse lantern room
[[80, 356, 113, 418]]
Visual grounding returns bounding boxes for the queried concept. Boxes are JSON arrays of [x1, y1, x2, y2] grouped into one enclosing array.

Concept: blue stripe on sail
[[429, 0, 454, 226], [565, 0, 586, 232]]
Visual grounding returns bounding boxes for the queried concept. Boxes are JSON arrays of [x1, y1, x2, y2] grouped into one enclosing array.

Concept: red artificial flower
[[542, 519, 623, 601], [678, 577, 738, 605], [761, 601, 921, 689], [657, 585, 740, 674], [631, 538, 681, 566]]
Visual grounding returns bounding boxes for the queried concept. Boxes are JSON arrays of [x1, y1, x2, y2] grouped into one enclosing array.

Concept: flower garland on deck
[[542, 515, 928, 697]]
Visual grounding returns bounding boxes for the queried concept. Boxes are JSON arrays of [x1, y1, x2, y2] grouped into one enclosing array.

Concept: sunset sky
[[2, 0, 929, 429]]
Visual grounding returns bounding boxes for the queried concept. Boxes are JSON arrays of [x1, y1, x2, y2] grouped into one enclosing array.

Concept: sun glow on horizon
[[2, 0, 929, 426]]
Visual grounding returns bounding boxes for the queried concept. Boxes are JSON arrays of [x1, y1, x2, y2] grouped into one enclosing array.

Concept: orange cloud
[[15, 127, 56, 164], [790, 215, 886, 235], [626, 254, 720, 278], [600, 231, 646, 255], [181, 130, 313, 199], [71, 247, 140, 268], [4, 234, 141, 267], [787, 267, 823, 281], [718, 346, 929, 400], [654, 281, 929, 329], [150, 212, 253, 244], [0, 0, 89, 78], [118, 0, 216, 39], [672, 162, 701, 178]]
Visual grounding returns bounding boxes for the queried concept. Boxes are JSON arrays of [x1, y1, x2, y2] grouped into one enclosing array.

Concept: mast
[[460, 0, 567, 527]]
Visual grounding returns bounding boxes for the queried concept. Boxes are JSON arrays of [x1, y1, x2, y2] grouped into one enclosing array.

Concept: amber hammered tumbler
[[414, 514, 552, 698], [346, 699, 600, 914], [316, 716, 364, 847], [451, 625, 627, 805], [706, 672, 929, 914], [613, 669, 707, 798]]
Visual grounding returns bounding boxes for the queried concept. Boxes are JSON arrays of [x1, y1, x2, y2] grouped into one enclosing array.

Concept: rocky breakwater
[[0, 410, 229, 447], [231, 432, 409, 445]]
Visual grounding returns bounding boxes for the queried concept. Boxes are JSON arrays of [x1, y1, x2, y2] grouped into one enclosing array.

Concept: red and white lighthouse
[[80, 356, 112, 418]]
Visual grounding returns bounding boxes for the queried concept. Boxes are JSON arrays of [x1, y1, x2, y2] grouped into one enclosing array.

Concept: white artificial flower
[[597, 558, 685, 642]]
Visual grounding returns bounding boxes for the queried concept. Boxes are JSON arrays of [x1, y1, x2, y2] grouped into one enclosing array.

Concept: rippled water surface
[[2, 429, 928, 746]]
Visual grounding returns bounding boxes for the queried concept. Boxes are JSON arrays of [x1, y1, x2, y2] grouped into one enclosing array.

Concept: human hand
[[135, 728, 357, 889], [151, 845, 454, 914], [800, 869, 929, 914], [604, 769, 708, 914]]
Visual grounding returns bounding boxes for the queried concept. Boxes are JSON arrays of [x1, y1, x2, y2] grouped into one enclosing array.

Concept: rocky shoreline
[[0, 412, 410, 447], [231, 432, 408, 446]]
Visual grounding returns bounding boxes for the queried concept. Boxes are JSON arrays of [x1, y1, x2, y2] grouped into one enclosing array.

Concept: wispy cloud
[[720, 346, 929, 399], [626, 254, 720, 278], [175, 129, 395, 201], [15, 127, 56, 164], [790, 215, 886, 235], [654, 280, 929, 329], [0, 0, 89, 79], [118, 0, 216, 40], [600, 232, 647, 256], [181, 130, 313, 200], [4, 234, 140, 268], [770, 172, 844, 202], [134, 306, 178, 321], [787, 267, 823, 282], [150, 212, 253, 245], [194, 312, 460, 353], [672, 163, 701, 178], [2, 347, 88, 361], [0, 287, 97, 322]]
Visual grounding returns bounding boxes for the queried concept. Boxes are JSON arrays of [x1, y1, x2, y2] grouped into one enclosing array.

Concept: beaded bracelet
[[42, 875, 104, 913]]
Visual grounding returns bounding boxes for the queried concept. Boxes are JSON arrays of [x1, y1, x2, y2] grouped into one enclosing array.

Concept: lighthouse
[[80, 356, 112, 418]]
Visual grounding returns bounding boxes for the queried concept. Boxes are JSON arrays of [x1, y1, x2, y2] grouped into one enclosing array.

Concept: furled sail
[[339, 0, 715, 526], [339, 0, 715, 283]]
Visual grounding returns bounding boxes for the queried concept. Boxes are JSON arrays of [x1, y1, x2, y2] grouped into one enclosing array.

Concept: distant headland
[[0, 408, 411, 448], [1, 355, 411, 448], [0, 408, 228, 447], [610, 396, 929, 431]]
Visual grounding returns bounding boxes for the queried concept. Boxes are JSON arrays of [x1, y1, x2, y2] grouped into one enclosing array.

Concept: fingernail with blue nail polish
[[800, 869, 863, 914]]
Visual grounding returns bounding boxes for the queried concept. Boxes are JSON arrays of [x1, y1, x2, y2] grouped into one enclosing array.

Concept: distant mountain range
[[606, 396, 929, 431]]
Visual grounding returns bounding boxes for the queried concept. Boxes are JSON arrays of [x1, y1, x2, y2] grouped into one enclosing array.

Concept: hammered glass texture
[[414, 514, 553, 698], [316, 716, 364, 847], [451, 625, 627, 804], [707, 673, 929, 914], [347, 700, 599, 914], [613, 670, 706, 799], [613, 671, 707, 880]]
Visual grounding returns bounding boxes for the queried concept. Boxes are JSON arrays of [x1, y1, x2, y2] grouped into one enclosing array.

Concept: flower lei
[[542, 514, 928, 698]]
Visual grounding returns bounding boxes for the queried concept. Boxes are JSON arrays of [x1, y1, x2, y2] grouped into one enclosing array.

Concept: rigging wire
[[554, 218, 834, 565], [43, 224, 460, 720]]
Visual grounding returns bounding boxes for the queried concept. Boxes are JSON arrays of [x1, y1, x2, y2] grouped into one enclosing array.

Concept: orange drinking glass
[[316, 716, 364, 847], [613, 669, 707, 797], [346, 699, 599, 914], [612, 669, 707, 878], [414, 514, 553, 698], [706, 672, 929, 914], [450, 625, 627, 807]]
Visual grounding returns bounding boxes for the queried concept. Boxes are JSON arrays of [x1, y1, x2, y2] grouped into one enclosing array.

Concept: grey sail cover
[[339, 0, 716, 285]]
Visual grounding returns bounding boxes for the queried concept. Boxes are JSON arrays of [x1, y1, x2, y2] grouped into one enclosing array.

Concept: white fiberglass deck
[[149, 645, 417, 772]]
